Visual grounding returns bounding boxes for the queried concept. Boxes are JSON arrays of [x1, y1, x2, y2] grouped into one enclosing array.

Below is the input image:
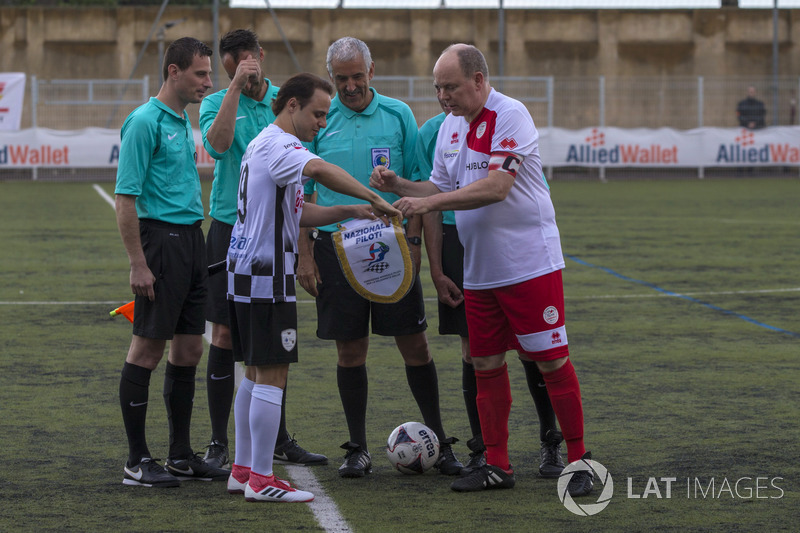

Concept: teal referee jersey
[[115, 97, 203, 225], [199, 78, 280, 226], [306, 88, 419, 233], [413, 111, 455, 226]]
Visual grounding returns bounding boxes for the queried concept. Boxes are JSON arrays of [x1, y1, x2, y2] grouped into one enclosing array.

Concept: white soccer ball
[[385, 421, 440, 474]]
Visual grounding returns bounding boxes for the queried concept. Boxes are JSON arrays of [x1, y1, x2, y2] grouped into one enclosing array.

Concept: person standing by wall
[[736, 86, 766, 129]]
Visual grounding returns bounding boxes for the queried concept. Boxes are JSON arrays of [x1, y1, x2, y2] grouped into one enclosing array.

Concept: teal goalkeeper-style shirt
[[413, 111, 455, 226], [115, 97, 203, 225], [199, 78, 280, 226], [306, 87, 419, 233]]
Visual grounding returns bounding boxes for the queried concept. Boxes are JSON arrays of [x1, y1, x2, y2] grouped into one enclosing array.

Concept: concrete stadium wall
[[2, 6, 800, 80], [2, 6, 800, 130]]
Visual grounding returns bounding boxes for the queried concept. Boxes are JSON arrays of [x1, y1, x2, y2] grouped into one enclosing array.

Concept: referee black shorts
[[228, 300, 299, 366], [205, 218, 233, 326], [438, 223, 469, 338], [133, 218, 207, 340], [313, 230, 427, 341]]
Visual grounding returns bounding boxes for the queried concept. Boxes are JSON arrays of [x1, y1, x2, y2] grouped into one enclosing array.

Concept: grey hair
[[326, 37, 372, 77]]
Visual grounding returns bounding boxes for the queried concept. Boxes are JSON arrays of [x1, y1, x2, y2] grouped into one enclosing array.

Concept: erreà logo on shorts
[[557, 458, 613, 516]]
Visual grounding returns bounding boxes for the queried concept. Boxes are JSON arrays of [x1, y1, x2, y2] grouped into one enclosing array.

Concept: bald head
[[433, 43, 490, 123], [439, 44, 489, 80]]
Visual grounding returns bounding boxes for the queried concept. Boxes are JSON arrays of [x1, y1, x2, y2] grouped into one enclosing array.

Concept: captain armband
[[488, 151, 523, 177]]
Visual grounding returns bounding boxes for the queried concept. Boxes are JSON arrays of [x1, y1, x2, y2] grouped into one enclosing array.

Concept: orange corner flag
[[110, 300, 135, 323]]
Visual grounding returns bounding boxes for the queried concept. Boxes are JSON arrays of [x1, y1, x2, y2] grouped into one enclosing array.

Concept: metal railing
[[30, 76, 150, 129], [26, 75, 800, 130]]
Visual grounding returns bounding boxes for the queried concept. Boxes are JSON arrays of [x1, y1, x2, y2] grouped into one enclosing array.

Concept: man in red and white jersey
[[370, 43, 594, 496]]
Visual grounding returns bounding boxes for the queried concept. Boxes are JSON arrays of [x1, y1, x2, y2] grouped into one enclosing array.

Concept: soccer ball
[[385, 421, 440, 474]]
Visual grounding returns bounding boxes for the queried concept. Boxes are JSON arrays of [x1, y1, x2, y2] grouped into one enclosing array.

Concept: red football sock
[[541, 358, 586, 463], [475, 363, 513, 471], [248, 470, 274, 492], [231, 463, 251, 484]]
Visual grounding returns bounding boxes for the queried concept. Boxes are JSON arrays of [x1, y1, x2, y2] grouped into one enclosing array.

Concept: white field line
[[4, 286, 800, 307], [92, 184, 352, 533], [93, 183, 115, 208]]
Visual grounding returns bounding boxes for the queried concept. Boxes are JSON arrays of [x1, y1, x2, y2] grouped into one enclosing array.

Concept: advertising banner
[[2, 126, 800, 169], [0, 73, 26, 131]]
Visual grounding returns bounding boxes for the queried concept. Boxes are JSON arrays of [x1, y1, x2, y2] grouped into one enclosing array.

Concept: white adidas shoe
[[244, 474, 314, 503], [227, 473, 247, 494]]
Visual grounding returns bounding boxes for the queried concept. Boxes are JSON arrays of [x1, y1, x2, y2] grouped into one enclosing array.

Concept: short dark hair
[[162, 37, 213, 82], [272, 73, 333, 115], [219, 29, 260, 61]]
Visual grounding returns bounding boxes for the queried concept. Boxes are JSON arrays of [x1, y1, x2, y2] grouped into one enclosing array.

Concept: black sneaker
[[203, 440, 229, 469], [123, 457, 180, 488], [539, 429, 565, 478], [338, 441, 372, 478], [451, 463, 516, 492], [434, 437, 463, 476], [460, 435, 487, 477], [166, 453, 230, 481], [567, 452, 594, 497], [274, 435, 329, 466]]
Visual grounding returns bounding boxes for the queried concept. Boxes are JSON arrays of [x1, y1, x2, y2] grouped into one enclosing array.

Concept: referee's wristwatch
[[308, 228, 319, 241], [407, 236, 422, 246]]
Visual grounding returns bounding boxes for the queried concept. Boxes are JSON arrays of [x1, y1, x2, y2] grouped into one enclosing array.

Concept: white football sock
[[232, 377, 255, 468], [249, 384, 283, 477]]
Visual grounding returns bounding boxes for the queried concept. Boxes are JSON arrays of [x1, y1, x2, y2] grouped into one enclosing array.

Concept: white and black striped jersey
[[227, 124, 320, 303]]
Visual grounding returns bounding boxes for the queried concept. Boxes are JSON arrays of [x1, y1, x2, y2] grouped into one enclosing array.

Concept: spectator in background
[[736, 86, 766, 129]]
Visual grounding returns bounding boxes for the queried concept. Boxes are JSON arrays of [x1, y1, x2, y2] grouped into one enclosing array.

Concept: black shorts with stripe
[[205, 218, 233, 326], [313, 230, 427, 341], [438, 223, 469, 338], [228, 300, 299, 366], [133, 219, 207, 339]]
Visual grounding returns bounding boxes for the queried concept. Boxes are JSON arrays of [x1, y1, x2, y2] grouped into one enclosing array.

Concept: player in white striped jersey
[[225, 72, 400, 502]]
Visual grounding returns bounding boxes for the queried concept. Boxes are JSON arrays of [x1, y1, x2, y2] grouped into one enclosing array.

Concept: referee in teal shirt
[[114, 37, 227, 489], [298, 36, 462, 479]]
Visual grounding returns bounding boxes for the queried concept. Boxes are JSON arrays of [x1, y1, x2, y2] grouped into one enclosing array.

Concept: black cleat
[[123, 458, 180, 488], [202, 439, 229, 469], [566, 452, 594, 497], [338, 442, 372, 478], [166, 453, 230, 481], [434, 437, 463, 476], [451, 463, 516, 492], [460, 435, 487, 477], [539, 429, 565, 478], [274, 435, 328, 466]]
